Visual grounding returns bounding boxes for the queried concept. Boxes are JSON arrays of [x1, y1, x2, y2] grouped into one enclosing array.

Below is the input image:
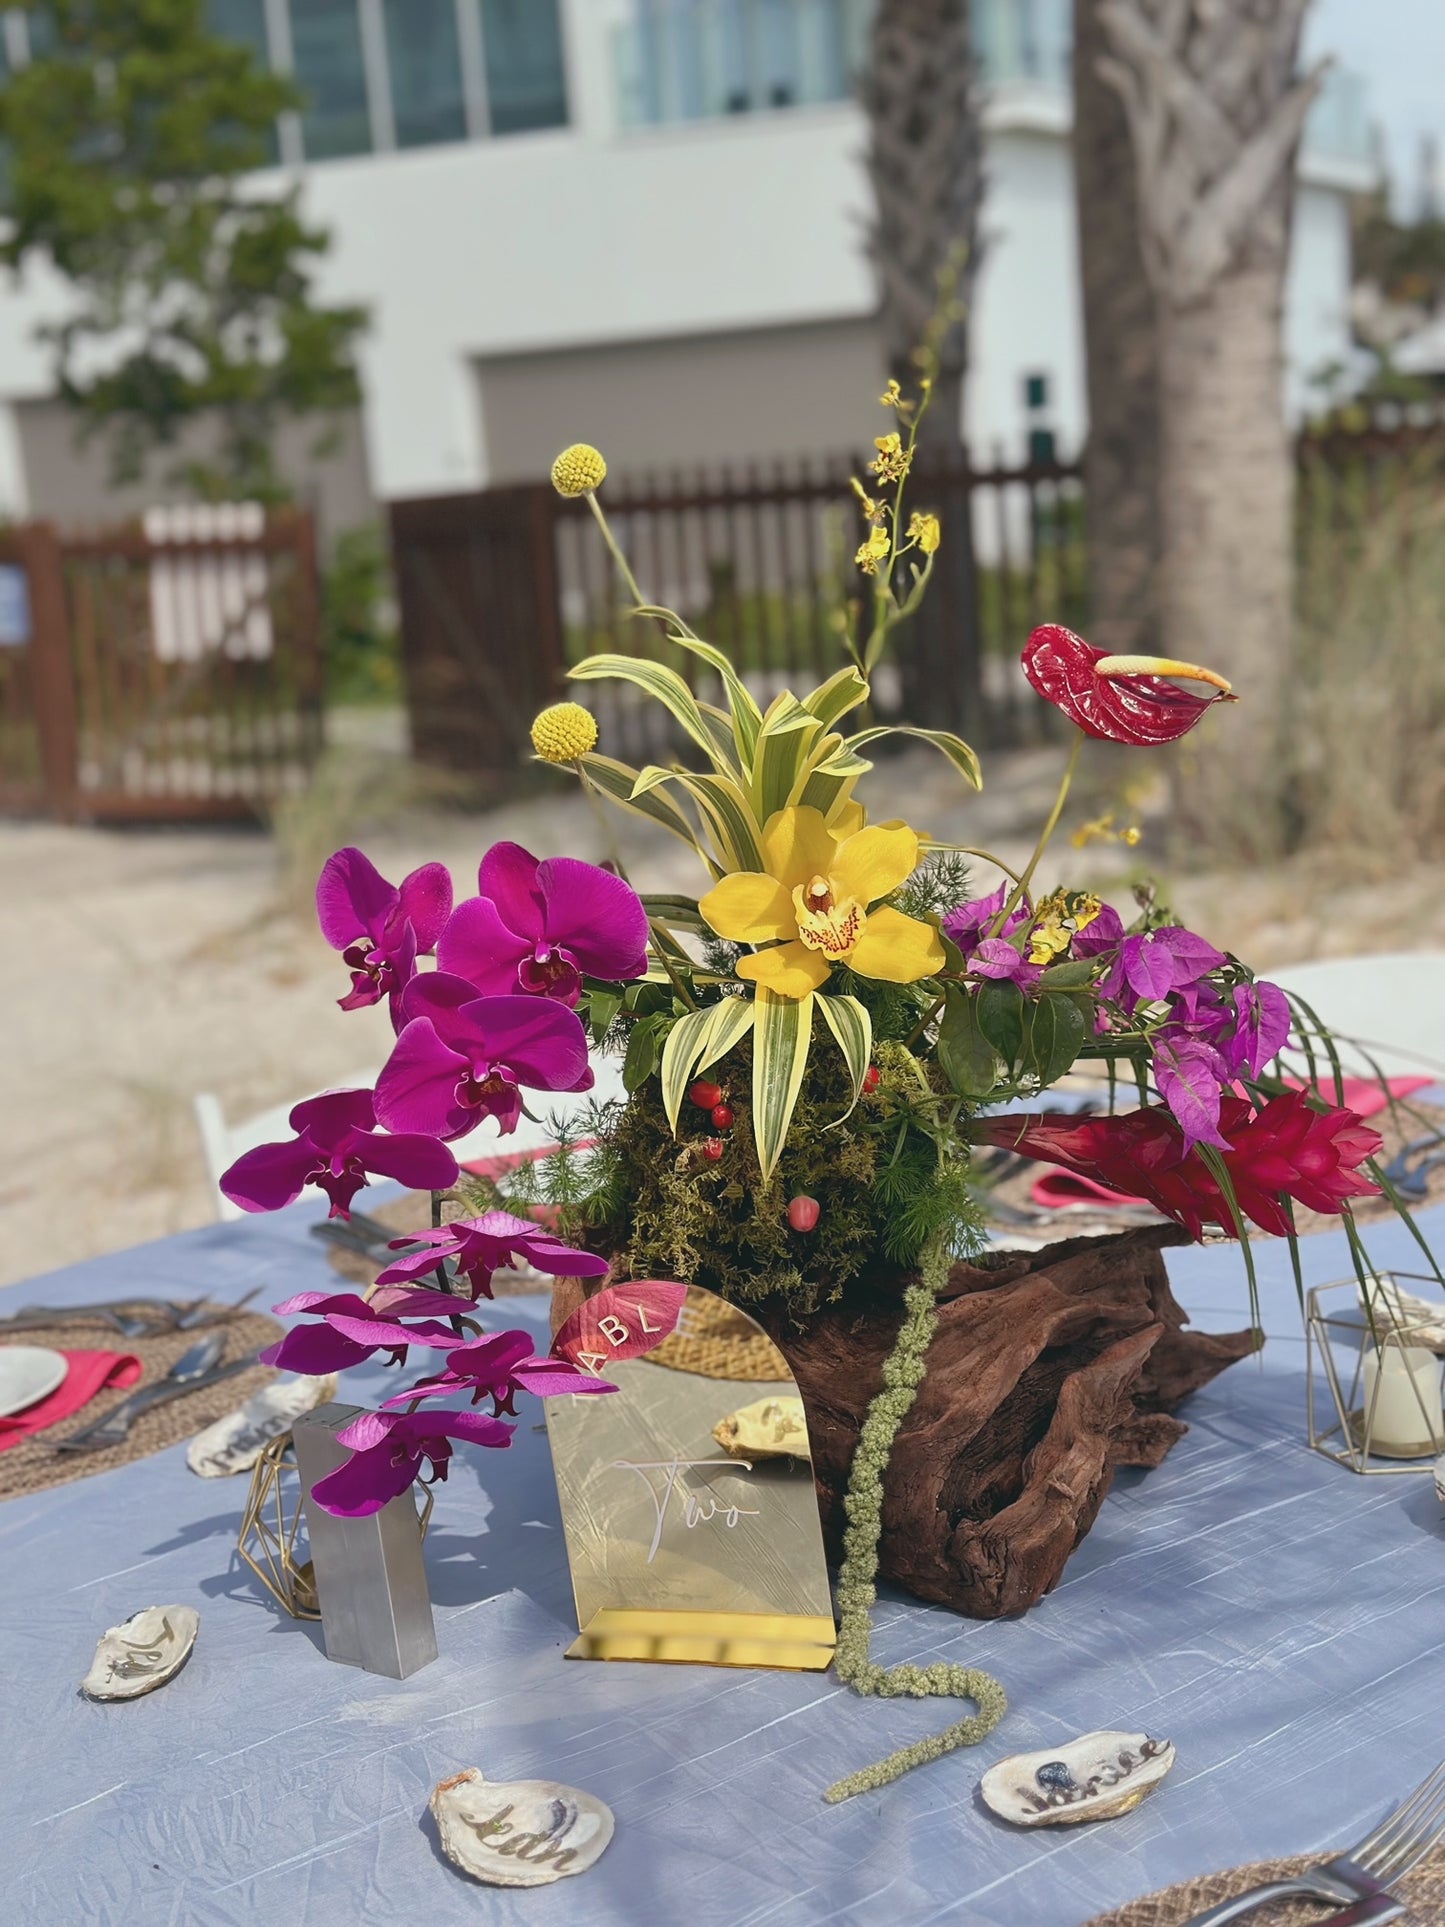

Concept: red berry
[[710, 1103, 735, 1131], [787, 1195, 821, 1233], [702, 1137, 726, 1162], [690, 1079, 723, 1111], [862, 1065, 881, 1094]]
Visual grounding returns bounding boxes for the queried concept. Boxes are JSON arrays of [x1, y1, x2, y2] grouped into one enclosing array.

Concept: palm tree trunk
[[861, 0, 985, 733], [1072, 0, 1162, 657], [1095, 0, 1324, 847]]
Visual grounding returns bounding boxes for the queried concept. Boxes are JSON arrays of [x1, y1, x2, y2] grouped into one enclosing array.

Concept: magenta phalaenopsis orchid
[[310, 1406, 516, 1518], [383, 1328, 618, 1420], [316, 848, 452, 1024], [374, 976, 593, 1141], [374, 1209, 610, 1299], [219, 1088, 460, 1219], [437, 841, 650, 1007], [258, 1285, 470, 1375]]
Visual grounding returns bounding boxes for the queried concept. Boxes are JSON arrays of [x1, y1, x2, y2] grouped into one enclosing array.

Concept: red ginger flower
[[977, 1091, 1380, 1242], [1022, 623, 1236, 746]]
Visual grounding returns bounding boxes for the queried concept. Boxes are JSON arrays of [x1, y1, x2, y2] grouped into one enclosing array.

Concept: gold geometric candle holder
[[1306, 1270, 1445, 1474], [237, 1430, 435, 1619]]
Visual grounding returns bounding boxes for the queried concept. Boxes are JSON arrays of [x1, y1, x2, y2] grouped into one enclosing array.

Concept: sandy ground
[[5, 726, 1442, 1292]]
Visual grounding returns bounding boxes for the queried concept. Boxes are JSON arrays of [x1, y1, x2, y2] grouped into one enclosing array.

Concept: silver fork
[[1180, 1760, 1445, 1926]]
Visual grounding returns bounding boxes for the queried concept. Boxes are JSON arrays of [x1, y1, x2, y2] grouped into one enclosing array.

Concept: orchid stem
[[988, 731, 1084, 937]]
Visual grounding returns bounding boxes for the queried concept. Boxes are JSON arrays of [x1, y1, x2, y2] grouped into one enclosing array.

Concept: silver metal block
[[293, 1403, 438, 1679]]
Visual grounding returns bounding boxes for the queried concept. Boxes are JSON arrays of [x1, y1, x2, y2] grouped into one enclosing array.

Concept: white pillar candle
[[1361, 1341, 1445, 1458]]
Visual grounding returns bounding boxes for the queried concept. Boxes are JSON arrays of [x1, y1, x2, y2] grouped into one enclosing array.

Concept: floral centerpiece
[[222, 374, 1414, 1801]]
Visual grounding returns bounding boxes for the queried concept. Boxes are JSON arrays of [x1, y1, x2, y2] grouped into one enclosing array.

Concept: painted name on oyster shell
[[458, 1802, 580, 1871]]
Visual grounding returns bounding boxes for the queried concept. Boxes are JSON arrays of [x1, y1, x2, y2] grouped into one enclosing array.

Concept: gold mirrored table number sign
[[545, 1286, 837, 1672]]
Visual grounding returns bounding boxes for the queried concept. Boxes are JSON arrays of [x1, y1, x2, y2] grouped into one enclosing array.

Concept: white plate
[[0, 1346, 69, 1418]]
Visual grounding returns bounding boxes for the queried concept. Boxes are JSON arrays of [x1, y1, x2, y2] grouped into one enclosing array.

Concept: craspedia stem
[[822, 1232, 1008, 1804]]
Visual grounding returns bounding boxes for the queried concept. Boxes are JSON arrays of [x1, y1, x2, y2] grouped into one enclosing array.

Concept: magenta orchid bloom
[[374, 1209, 610, 1300], [316, 847, 453, 1022], [219, 1088, 460, 1219], [257, 1285, 468, 1375], [374, 977, 592, 1141], [436, 842, 649, 1007], [384, 1328, 617, 1420], [310, 1406, 514, 1517]]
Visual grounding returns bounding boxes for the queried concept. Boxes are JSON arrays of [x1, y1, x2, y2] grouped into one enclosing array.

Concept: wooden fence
[[390, 450, 1087, 785], [0, 506, 323, 822]]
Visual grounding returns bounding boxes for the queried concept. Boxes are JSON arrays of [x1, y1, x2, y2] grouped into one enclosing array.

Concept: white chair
[[193, 1053, 630, 1221], [193, 1071, 382, 1221]]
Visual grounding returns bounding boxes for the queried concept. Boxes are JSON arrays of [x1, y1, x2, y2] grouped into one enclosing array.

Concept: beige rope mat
[[0, 1305, 281, 1501], [1083, 1841, 1445, 1926]]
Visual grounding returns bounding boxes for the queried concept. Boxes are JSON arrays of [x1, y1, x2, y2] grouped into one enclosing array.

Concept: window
[[289, 0, 372, 160], [383, 0, 466, 149], [1024, 372, 1050, 411], [206, 0, 280, 166], [208, 0, 270, 68], [480, 0, 568, 136]]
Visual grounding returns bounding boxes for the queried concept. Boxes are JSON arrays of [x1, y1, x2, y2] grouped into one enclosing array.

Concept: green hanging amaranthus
[[823, 1233, 1007, 1803]]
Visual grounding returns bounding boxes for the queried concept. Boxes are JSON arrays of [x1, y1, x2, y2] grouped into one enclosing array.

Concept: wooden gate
[[0, 507, 323, 822], [389, 451, 1086, 785]]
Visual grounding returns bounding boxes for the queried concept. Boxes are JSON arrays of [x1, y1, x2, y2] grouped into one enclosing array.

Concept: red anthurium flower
[[1022, 624, 1236, 746], [976, 1091, 1380, 1241]]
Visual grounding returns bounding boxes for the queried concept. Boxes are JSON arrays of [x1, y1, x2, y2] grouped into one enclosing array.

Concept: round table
[[3, 1196, 1443, 1926]]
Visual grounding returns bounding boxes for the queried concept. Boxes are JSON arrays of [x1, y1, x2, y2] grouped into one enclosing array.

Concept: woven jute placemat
[[0, 1305, 281, 1502], [1082, 1841, 1445, 1926], [643, 1289, 792, 1382]]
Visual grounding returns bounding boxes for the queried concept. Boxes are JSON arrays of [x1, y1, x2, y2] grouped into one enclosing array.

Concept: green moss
[[512, 1032, 985, 1317]]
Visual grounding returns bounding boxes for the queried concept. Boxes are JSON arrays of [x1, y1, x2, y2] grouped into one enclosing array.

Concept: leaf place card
[[545, 1283, 836, 1672]]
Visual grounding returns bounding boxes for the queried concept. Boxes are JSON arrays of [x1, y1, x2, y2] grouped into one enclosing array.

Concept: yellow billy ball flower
[[531, 701, 598, 764], [550, 443, 607, 498], [908, 510, 941, 555]]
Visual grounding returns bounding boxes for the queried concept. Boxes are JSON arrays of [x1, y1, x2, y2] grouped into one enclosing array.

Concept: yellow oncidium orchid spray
[[699, 804, 945, 1000]]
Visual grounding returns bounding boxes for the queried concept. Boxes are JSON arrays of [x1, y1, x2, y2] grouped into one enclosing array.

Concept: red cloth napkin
[[1026, 1075, 1433, 1213], [0, 1349, 143, 1450], [1286, 1073, 1432, 1120]]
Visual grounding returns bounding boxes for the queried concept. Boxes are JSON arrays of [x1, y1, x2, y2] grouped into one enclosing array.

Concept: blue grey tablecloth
[[2, 1200, 1443, 1927]]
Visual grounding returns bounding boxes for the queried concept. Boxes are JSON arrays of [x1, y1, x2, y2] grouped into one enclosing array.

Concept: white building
[[0, 0, 1376, 530]]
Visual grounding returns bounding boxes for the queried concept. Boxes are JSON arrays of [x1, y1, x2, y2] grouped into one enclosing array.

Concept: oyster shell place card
[[187, 1374, 338, 1477], [82, 1605, 199, 1700], [545, 1284, 835, 1670], [430, 1768, 613, 1887], [980, 1730, 1175, 1826]]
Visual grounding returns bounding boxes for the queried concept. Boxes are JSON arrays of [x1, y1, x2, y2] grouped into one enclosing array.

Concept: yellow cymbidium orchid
[[700, 804, 944, 1000]]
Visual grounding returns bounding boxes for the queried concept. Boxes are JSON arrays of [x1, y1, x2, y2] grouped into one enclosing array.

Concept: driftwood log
[[554, 1225, 1255, 1620]]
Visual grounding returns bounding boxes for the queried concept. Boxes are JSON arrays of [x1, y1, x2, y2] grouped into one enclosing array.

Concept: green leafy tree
[[0, 0, 367, 498]]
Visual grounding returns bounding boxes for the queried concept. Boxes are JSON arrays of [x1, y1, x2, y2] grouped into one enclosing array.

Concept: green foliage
[[508, 1035, 983, 1316], [0, 0, 367, 497], [322, 526, 401, 703], [894, 850, 971, 922]]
